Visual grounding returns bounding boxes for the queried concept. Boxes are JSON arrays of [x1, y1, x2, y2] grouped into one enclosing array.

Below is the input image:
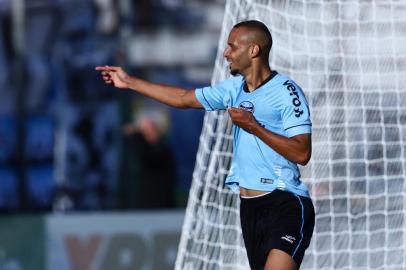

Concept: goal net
[[175, 0, 406, 269]]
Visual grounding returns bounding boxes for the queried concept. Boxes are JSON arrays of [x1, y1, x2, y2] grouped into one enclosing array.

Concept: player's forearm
[[125, 76, 194, 108], [251, 124, 311, 165]]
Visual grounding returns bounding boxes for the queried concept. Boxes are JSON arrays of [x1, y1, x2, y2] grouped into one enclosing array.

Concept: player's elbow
[[174, 101, 189, 109], [298, 158, 310, 166], [291, 135, 311, 166], [173, 91, 191, 109], [176, 101, 195, 109], [178, 90, 202, 109], [297, 149, 311, 166]]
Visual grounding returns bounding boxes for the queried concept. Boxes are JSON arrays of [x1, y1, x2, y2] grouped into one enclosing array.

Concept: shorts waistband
[[240, 189, 281, 205], [240, 191, 272, 199]]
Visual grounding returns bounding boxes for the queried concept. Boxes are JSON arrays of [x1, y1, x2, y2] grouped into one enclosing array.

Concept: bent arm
[[253, 126, 311, 166], [96, 66, 203, 109], [228, 108, 311, 165]]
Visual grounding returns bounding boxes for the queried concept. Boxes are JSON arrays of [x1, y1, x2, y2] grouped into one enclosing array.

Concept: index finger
[[227, 107, 238, 113], [95, 66, 119, 72], [227, 108, 239, 117]]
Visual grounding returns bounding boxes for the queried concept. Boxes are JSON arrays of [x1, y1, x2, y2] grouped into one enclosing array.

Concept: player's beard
[[229, 63, 240, 76], [230, 69, 239, 76]]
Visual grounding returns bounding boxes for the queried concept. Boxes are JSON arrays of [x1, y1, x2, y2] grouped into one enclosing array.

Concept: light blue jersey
[[195, 72, 311, 197]]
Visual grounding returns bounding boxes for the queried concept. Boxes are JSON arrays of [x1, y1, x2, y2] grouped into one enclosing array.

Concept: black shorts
[[240, 189, 315, 269]]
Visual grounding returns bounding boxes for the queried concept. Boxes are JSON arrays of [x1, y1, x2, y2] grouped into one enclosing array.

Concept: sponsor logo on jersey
[[260, 178, 274, 184], [239, 101, 255, 113], [283, 80, 304, 118]]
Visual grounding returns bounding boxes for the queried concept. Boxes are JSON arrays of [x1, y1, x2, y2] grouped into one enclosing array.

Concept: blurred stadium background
[[0, 0, 224, 269]]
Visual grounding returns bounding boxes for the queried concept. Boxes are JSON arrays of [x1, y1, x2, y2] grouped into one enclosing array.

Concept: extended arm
[[95, 66, 203, 109], [228, 108, 311, 165]]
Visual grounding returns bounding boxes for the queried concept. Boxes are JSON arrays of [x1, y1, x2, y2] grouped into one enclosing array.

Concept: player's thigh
[[264, 249, 298, 270]]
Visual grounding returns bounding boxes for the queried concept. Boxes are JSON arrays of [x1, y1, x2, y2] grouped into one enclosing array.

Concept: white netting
[[175, 0, 406, 269]]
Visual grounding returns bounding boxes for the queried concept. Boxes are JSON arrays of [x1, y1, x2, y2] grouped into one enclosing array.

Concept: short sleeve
[[195, 76, 242, 111], [280, 80, 312, 137]]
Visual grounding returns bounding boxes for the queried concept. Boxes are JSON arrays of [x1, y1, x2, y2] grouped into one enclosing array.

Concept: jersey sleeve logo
[[239, 101, 255, 113], [283, 80, 304, 118]]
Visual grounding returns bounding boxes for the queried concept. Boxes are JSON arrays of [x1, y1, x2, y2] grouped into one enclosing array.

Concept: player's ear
[[250, 44, 261, 58]]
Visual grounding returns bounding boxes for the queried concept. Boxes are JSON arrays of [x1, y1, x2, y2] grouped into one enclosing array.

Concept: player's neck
[[244, 65, 272, 92]]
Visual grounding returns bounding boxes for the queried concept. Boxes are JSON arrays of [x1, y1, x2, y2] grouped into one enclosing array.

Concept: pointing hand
[[95, 66, 130, 89]]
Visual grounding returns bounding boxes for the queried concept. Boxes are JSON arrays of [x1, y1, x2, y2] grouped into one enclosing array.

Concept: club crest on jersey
[[239, 101, 255, 113]]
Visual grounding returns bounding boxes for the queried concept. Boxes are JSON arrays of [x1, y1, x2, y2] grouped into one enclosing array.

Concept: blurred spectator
[[121, 111, 176, 209]]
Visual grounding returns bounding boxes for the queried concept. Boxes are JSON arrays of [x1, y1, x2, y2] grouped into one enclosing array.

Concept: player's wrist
[[124, 75, 137, 90], [248, 121, 262, 134]]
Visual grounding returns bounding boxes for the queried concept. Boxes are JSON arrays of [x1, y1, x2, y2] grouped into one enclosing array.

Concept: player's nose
[[223, 47, 231, 58]]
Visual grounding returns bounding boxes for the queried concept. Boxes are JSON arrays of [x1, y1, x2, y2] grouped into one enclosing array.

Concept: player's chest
[[233, 91, 281, 123]]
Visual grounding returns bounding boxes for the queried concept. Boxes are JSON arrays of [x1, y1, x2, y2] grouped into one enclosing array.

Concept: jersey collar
[[243, 70, 278, 93]]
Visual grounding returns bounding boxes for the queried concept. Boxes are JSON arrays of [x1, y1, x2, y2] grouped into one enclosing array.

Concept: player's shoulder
[[272, 73, 305, 95], [212, 75, 244, 93], [222, 75, 244, 87], [269, 73, 309, 107], [273, 73, 302, 89]]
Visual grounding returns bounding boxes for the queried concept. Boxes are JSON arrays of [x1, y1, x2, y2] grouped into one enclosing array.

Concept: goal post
[[176, 1, 406, 269]]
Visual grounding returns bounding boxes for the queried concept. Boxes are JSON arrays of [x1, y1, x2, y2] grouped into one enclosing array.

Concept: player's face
[[223, 27, 252, 76]]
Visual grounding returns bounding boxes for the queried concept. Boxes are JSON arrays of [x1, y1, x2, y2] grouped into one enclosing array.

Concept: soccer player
[[96, 20, 315, 270]]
